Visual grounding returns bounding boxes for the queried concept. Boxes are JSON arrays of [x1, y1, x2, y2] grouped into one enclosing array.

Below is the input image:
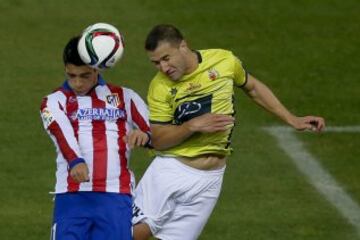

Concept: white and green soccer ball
[[78, 23, 124, 69]]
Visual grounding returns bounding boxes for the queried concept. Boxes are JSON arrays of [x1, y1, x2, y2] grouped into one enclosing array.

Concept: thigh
[[51, 218, 92, 240], [133, 157, 180, 233], [53, 192, 132, 240], [90, 193, 132, 240], [52, 193, 93, 240], [134, 156, 224, 240], [157, 183, 222, 240]]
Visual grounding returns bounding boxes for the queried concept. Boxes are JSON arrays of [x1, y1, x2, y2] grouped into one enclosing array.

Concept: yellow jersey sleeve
[[233, 56, 247, 87], [147, 77, 173, 123]]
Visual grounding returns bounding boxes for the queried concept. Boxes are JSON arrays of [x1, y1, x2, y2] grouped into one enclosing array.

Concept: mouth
[[166, 70, 176, 77]]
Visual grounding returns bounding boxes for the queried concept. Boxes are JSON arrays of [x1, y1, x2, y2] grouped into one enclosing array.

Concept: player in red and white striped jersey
[[40, 36, 150, 240]]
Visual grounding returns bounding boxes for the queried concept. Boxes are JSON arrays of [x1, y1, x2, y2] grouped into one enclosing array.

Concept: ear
[[179, 40, 188, 52]]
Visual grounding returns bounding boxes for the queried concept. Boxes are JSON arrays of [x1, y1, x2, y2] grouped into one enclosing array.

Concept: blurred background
[[0, 0, 359, 239]]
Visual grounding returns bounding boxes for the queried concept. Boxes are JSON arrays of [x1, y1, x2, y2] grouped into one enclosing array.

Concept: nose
[[159, 61, 169, 73], [73, 78, 83, 88]]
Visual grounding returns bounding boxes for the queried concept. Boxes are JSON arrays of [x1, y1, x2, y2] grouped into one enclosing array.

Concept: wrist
[[284, 114, 297, 128], [183, 120, 196, 133], [144, 131, 153, 149], [69, 158, 85, 170]]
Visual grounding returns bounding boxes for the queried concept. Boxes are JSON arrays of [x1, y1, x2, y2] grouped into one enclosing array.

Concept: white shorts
[[133, 156, 225, 240]]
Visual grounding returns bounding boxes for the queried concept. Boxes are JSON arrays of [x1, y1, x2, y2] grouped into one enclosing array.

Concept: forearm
[[244, 75, 296, 126], [151, 123, 194, 150], [151, 113, 234, 150], [41, 97, 84, 162]]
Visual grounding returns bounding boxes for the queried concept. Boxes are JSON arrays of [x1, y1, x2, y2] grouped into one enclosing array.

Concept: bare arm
[[242, 74, 325, 131], [151, 113, 235, 150]]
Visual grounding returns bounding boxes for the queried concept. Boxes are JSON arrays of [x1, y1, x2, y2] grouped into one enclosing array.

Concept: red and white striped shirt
[[40, 77, 149, 194]]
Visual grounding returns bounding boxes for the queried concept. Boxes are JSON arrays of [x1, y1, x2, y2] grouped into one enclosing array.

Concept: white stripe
[[123, 88, 133, 167], [264, 126, 360, 236], [50, 223, 57, 240], [77, 96, 94, 191]]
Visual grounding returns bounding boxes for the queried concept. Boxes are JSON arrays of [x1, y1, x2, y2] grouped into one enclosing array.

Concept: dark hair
[[63, 36, 85, 66], [145, 24, 184, 51]]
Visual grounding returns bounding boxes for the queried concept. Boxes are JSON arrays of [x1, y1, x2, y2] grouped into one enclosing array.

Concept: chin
[[170, 74, 181, 81]]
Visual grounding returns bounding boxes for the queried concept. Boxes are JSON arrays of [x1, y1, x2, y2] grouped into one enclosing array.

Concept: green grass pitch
[[0, 0, 359, 239]]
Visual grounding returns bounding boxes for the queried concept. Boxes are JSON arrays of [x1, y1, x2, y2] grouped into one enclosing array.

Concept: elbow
[[151, 141, 168, 151], [151, 138, 171, 151]]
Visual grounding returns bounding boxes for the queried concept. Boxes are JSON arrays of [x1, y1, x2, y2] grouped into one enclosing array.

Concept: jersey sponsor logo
[[106, 93, 121, 107], [186, 83, 202, 92], [72, 108, 126, 121], [174, 95, 212, 124], [41, 108, 55, 128], [208, 68, 220, 80]]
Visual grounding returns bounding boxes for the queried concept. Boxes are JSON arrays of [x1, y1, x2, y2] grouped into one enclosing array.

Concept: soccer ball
[[77, 23, 124, 69]]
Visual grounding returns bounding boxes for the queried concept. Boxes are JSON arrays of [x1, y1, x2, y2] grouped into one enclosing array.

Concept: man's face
[[147, 41, 189, 81], [65, 64, 98, 96]]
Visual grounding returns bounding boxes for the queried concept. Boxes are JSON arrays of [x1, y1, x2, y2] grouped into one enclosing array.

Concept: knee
[[133, 223, 152, 240]]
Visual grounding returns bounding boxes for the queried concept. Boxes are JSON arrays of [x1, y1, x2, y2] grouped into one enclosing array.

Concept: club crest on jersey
[[208, 68, 220, 80], [106, 93, 121, 107]]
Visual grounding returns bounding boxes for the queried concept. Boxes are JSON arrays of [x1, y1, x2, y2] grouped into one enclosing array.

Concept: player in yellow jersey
[[133, 24, 325, 240]]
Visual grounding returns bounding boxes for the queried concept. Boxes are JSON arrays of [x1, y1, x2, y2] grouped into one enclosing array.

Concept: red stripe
[[49, 120, 80, 192], [131, 100, 150, 132], [48, 121, 78, 161], [91, 91, 108, 192], [108, 85, 131, 193], [40, 97, 48, 111]]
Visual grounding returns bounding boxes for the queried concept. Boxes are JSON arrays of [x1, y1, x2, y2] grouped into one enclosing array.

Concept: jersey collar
[[62, 74, 106, 94]]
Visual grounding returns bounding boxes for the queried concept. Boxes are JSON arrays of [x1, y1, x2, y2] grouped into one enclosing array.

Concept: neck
[[185, 50, 199, 74]]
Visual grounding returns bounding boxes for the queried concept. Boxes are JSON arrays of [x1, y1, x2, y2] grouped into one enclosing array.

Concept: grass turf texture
[[0, 0, 359, 239]]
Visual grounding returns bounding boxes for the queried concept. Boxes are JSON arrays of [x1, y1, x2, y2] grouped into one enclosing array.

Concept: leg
[[133, 223, 152, 240], [90, 193, 132, 240], [133, 156, 225, 240], [52, 193, 92, 240]]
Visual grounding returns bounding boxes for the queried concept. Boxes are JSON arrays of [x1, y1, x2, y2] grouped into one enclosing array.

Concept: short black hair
[[63, 36, 85, 66], [145, 24, 184, 51]]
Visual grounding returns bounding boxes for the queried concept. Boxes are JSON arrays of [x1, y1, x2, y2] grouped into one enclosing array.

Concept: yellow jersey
[[147, 49, 246, 157]]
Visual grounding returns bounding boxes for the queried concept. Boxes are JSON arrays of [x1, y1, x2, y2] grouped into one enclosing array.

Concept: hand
[[123, 130, 150, 149], [290, 116, 325, 132], [70, 162, 90, 183], [185, 113, 235, 133]]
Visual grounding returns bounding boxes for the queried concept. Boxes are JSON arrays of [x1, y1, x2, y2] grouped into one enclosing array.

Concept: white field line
[[263, 126, 360, 236], [267, 126, 360, 133], [325, 126, 360, 133]]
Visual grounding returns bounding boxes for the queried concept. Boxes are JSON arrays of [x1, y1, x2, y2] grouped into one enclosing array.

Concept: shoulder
[[122, 86, 144, 100], [44, 87, 69, 103], [198, 49, 240, 70], [148, 73, 173, 96], [199, 49, 235, 61], [106, 83, 145, 102], [40, 87, 69, 110], [196, 49, 241, 74], [104, 83, 122, 92], [150, 72, 171, 85]]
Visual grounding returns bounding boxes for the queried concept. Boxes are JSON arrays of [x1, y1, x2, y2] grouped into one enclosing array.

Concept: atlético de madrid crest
[[106, 93, 121, 107]]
